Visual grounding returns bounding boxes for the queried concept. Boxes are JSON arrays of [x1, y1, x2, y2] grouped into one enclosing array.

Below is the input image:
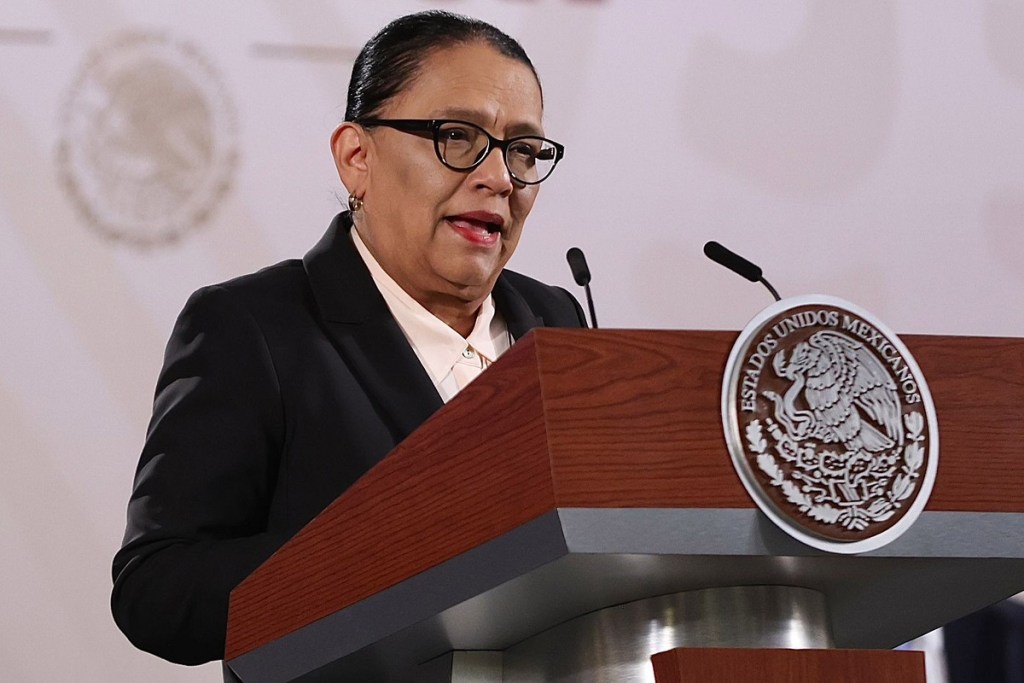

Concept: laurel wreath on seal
[[745, 411, 926, 532]]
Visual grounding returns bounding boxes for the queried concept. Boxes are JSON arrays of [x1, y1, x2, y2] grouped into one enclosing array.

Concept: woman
[[111, 9, 584, 671]]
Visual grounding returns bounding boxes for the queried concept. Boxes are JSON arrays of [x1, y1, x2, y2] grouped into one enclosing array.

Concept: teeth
[[448, 216, 503, 239], [453, 218, 492, 232]]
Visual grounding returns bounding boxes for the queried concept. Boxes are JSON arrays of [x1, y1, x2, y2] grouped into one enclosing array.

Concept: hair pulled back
[[345, 10, 541, 122]]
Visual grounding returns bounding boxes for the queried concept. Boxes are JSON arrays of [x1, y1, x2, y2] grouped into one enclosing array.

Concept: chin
[[442, 269, 500, 296], [441, 258, 503, 289]]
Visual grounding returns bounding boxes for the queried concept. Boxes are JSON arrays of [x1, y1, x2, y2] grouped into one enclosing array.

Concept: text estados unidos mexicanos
[[739, 309, 923, 412]]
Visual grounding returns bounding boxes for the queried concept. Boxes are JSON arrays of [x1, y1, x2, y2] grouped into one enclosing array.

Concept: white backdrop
[[1, 1, 1021, 680]]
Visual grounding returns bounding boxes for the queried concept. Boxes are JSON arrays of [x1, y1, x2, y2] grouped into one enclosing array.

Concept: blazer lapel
[[302, 213, 443, 443], [493, 274, 544, 341]]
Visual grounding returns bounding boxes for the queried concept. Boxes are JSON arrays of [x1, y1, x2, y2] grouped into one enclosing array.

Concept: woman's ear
[[330, 122, 369, 196]]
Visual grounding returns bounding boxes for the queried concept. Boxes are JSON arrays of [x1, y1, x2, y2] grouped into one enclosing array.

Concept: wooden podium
[[224, 329, 1024, 682]]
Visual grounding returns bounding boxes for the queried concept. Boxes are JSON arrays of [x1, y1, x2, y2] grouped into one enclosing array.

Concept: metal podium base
[[431, 586, 833, 683]]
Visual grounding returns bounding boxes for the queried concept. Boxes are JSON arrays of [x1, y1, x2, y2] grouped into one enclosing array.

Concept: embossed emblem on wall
[[56, 30, 237, 247], [722, 296, 939, 553]]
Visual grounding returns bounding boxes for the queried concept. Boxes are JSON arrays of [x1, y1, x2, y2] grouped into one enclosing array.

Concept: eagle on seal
[[763, 330, 903, 455]]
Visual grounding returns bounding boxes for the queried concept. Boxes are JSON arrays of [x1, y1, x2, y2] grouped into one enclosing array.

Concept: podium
[[224, 329, 1024, 682]]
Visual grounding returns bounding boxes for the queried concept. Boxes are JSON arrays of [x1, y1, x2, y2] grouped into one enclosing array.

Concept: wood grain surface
[[650, 647, 926, 682]]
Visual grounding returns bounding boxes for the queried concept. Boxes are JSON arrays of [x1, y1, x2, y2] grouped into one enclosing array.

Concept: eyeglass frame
[[354, 118, 565, 185]]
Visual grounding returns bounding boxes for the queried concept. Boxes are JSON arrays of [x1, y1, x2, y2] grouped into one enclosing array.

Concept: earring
[[347, 194, 364, 212]]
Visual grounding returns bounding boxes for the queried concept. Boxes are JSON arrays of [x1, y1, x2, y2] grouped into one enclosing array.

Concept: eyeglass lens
[[435, 122, 559, 184]]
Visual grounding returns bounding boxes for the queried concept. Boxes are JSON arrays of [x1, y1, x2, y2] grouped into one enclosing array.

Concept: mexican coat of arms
[[723, 296, 939, 553]]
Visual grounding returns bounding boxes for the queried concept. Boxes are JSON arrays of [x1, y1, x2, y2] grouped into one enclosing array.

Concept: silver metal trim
[[502, 586, 832, 682]]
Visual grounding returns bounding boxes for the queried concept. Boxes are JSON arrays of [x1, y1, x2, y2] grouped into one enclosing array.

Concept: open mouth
[[448, 214, 503, 231], [446, 212, 505, 243]]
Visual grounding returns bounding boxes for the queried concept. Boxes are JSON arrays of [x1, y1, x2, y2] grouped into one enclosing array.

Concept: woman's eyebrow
[[428, 107, 544, 136]]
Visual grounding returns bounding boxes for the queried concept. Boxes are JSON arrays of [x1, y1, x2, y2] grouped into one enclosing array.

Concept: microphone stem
[[760, 277, 781, 302], [584, 283, 599, 328]]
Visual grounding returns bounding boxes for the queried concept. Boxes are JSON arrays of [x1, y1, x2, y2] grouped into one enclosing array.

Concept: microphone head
[[703, 240, 763, 283], [566, 247, 592, 286]]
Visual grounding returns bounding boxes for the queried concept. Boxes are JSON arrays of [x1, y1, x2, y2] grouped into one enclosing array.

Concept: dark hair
[[345, 10, 541, 121]]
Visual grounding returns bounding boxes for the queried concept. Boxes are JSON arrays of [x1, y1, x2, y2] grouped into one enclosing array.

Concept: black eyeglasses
[[356, 118, 564, 185]]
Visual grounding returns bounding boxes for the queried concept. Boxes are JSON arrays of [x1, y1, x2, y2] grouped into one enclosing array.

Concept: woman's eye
[[509, 142, 539, 160], [442, 126, 473, 142]]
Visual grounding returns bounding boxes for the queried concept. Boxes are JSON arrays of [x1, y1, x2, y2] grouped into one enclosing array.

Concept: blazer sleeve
[[111, 285, 290, 665]]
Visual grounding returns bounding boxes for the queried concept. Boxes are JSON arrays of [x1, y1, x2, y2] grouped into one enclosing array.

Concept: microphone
[[703, 241, 782, 301], [566, 247, 599, 328], [566, 247, 590, 285]]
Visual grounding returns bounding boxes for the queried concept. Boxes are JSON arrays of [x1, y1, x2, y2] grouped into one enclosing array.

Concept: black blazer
[[111, 213, 586, 665]]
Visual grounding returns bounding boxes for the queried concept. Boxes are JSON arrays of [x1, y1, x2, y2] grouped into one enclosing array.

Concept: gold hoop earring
[[347, 194, 363, 212]]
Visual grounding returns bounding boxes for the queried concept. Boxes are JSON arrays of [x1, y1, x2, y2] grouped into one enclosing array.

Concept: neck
[[348, 222, 491, 338], [420, 296, 482, 338]]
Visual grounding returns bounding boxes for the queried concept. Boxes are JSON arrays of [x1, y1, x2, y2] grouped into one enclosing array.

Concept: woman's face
[[346, 41, 545, 312]]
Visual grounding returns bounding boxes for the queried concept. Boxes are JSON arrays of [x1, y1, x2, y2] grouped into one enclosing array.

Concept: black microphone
[[566, 247, 590, 285], [703, 240, 782, 301], [566, 247, 599, 328]]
